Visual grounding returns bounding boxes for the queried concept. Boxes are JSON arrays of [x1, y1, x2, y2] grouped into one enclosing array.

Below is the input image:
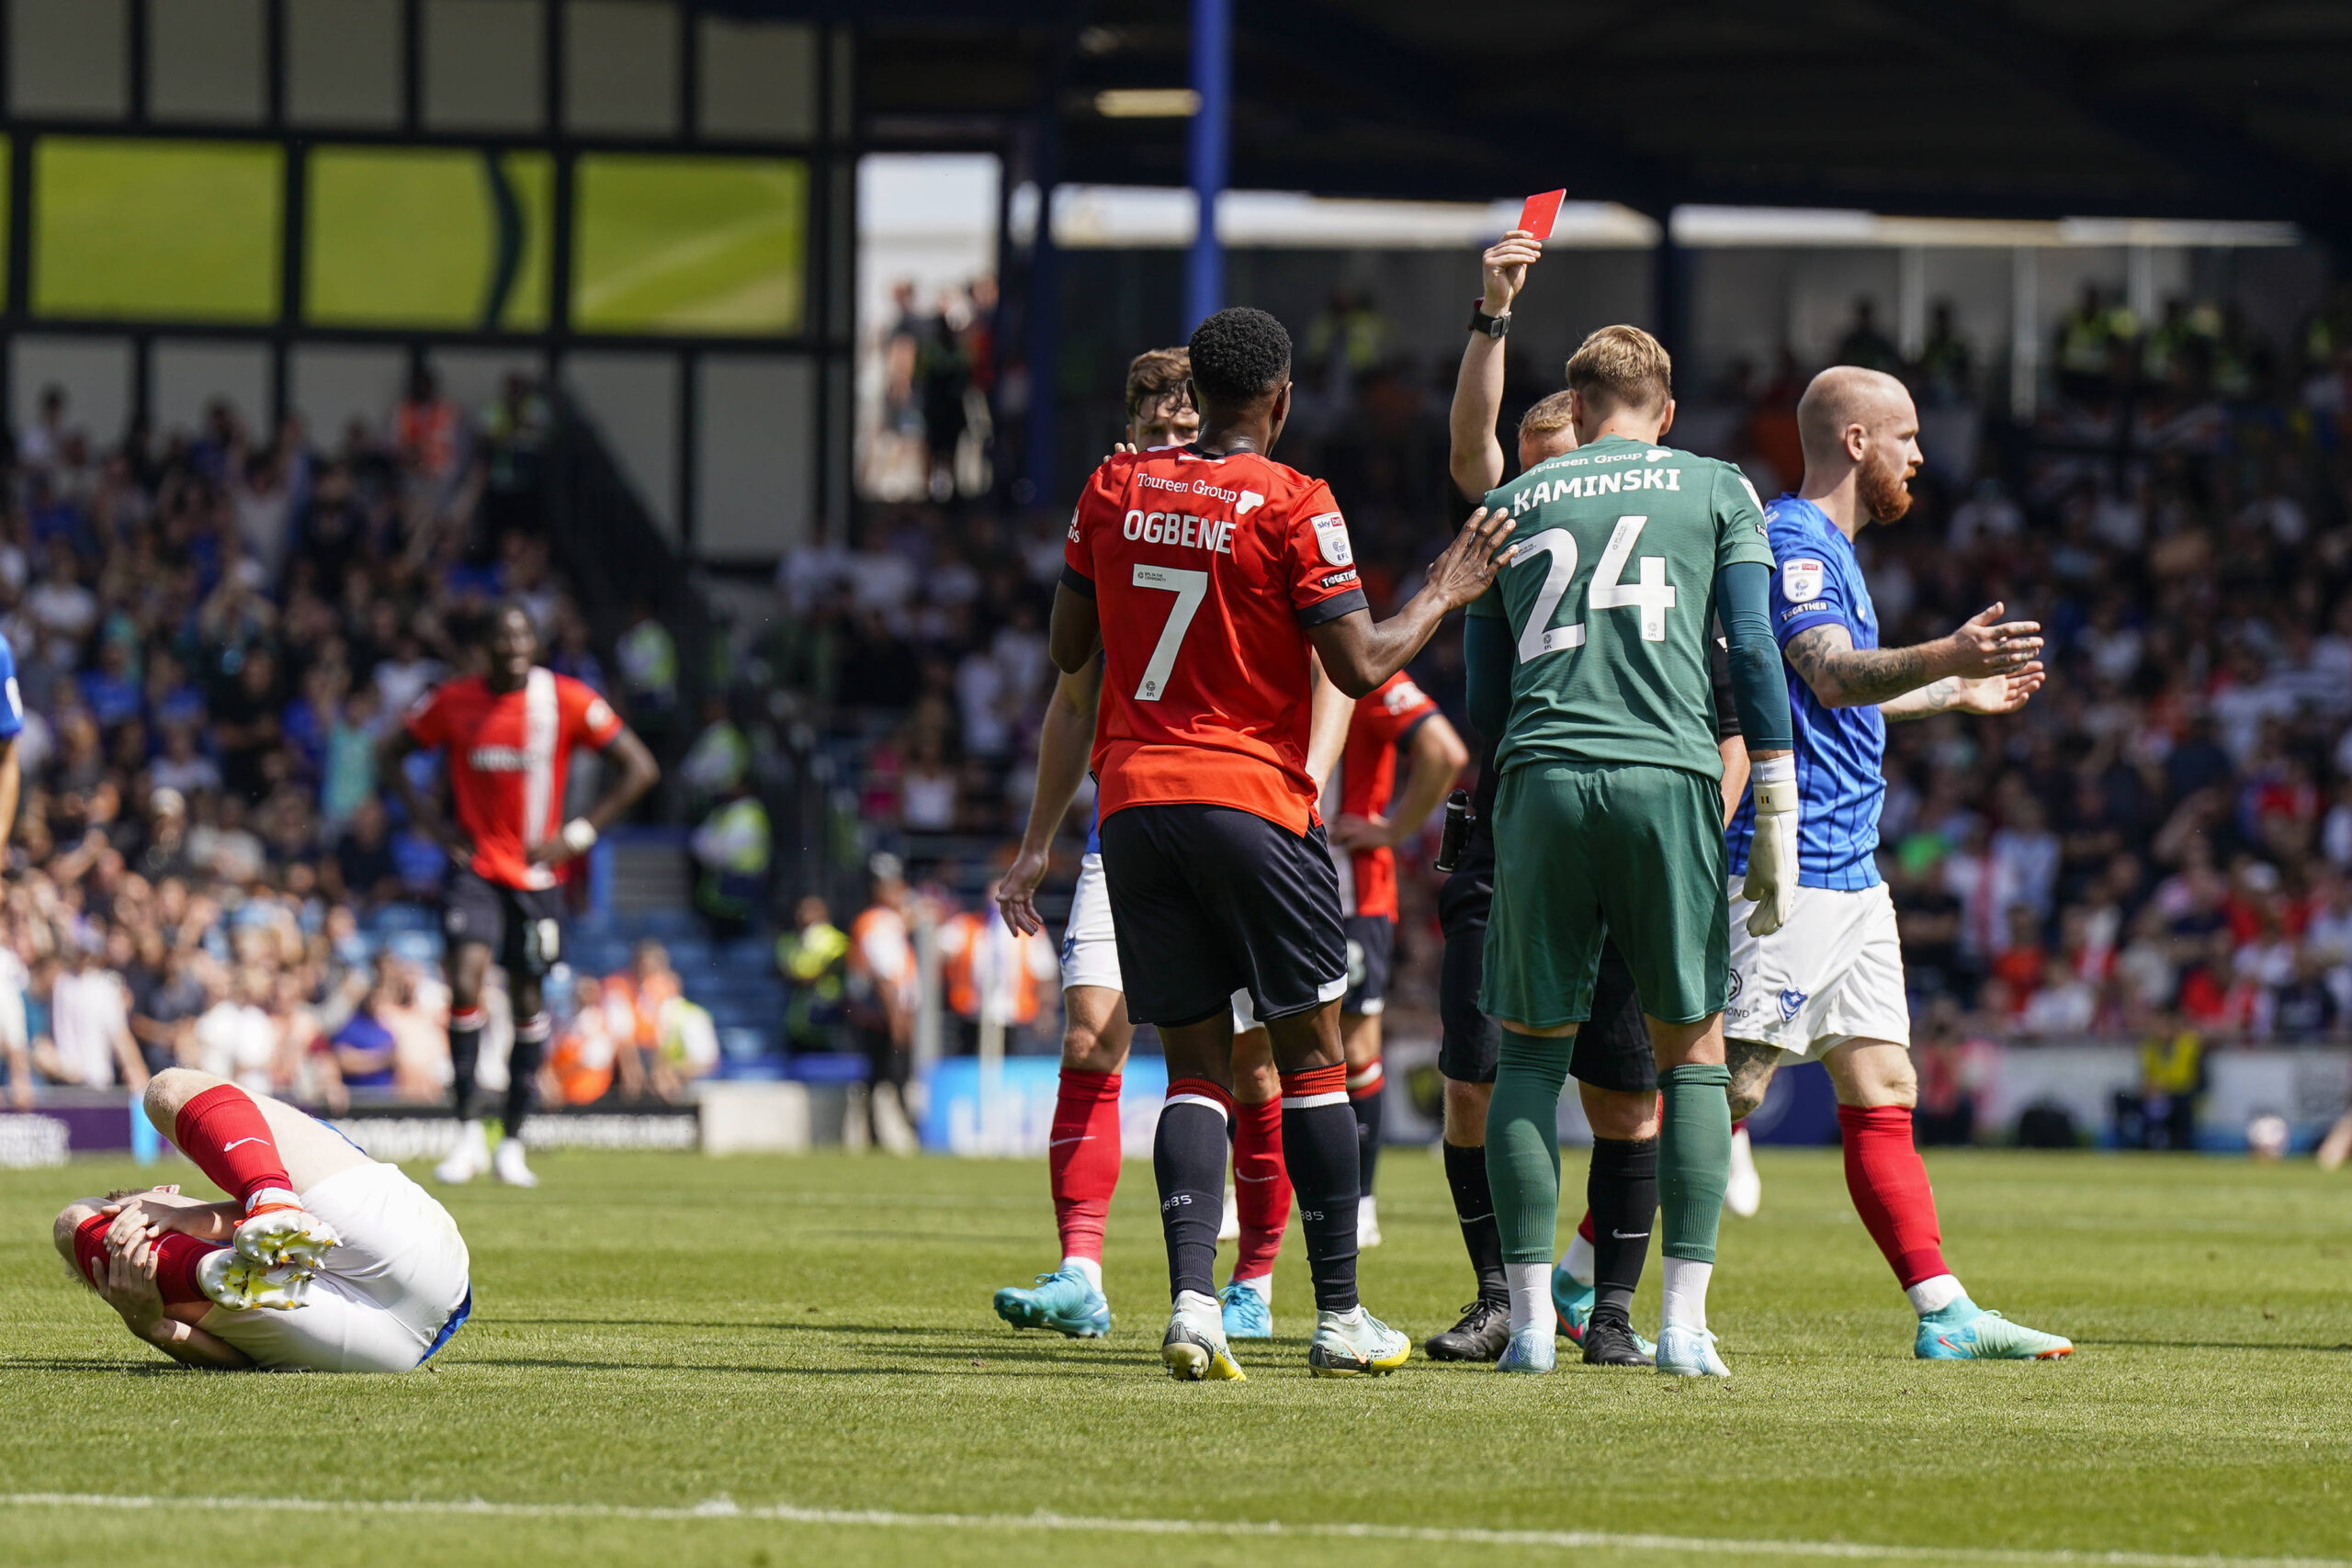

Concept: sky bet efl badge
[[1312, 512, 1353, 566], [1782, 558, 1826, 604]]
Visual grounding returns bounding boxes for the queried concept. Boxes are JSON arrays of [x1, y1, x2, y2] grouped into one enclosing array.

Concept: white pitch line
[[0, 1493, 2342, 1568]]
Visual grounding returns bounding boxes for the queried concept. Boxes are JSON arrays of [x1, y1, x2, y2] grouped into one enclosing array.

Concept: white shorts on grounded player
[[1060, 853, 1124, 994], [1724, 880, 1911, 1056], [202, 1161, 472, 1373]]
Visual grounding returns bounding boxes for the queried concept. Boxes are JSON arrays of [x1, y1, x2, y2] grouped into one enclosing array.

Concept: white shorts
[[1059, 852, 1124, 994], [1724, 881, 1911, 1057], [1230, 988, 1259, 1034], [200, 1161, 472, 1373]]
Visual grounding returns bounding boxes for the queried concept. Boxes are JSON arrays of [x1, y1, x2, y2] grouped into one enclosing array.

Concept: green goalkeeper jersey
[[1468, 434, 1774, 781]]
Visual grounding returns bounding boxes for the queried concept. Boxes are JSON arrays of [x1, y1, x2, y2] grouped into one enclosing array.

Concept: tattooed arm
[[1782, 603, 2042, 709], [1880, 667, 2046, 722]]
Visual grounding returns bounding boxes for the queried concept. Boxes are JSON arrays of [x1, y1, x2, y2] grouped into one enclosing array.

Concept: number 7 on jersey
[[1131, 564, 1209, 701]]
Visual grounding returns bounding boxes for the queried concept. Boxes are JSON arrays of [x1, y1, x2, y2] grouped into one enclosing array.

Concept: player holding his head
[[1720, 365, 2071, 1360], [1052, 306, 1516, 1380], [1466, 324, 1799, 1378], [380, 602, 660, 1187], [993, 350, 1337, 1346], [55, 1068, 469, 1371]]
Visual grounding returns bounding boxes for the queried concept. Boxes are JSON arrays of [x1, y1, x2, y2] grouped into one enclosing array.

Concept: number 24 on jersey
[[1513, 513, 1676, 663]]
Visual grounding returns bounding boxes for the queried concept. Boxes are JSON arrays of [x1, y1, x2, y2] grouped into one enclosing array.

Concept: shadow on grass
[[2075, 1337, 2352, 1354]]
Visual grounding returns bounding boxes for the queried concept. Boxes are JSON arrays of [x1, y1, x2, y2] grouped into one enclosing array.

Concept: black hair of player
[[479, 598, 538, 650], [1186, 307, 1293, 409]]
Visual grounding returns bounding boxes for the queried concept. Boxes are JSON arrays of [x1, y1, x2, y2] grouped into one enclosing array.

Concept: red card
[[1515, 189, 1566, 241]]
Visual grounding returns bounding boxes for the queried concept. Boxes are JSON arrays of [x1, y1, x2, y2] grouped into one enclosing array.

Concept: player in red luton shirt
[[1048, 306, 1517, 1380], [381, 604, 659, 1187], [1325, 672, 1467, 1249]]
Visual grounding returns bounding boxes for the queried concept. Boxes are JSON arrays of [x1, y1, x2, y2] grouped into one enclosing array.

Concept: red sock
[[153, 1233, 223, 1303], [173, 1085, 297, 1212], [71, 1213, 111, 1287], [71, 1214, 221, 1303], [1048, 1069, 1123, 1263], [1577, 1211, 1595, 1244], [1732, 1119, 1747, 1134], [1838, 1105, 1949, 1288], [1230, 1094, 1290, 1282]]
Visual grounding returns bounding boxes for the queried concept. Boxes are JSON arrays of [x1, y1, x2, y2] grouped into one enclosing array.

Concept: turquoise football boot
[[1552, 1260, 1594, 1346], [992, 1267, 1112, 1338], [1219, 1280, 1272, 1340], [1916, 1298, 2073, 1360], [1655, 1325, 1731, 1378], [1495, 1324, 1556, 1373]]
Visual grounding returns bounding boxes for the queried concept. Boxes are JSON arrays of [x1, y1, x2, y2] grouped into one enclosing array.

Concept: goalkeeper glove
[[1743, 755, 1799, 937]]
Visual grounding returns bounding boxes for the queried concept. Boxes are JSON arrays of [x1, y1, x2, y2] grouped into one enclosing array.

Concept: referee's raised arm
[[1449, 228, 1544, 503]]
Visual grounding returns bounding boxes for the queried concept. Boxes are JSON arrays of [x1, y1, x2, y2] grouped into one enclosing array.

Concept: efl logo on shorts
[[1782, 559, 1826, 604], [1311, 512, 1353, 566]]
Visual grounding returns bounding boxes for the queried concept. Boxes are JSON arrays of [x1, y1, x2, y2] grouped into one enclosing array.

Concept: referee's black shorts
[[1436, 829, 1655, 1093], [1099, 803, 1348, 1029]]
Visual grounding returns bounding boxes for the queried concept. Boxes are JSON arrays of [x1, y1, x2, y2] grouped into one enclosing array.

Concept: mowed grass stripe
[[4, 1492, 2346, 1568], [5, 1148, 2347, 1568]]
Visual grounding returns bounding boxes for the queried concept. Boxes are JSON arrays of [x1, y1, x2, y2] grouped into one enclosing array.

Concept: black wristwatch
[[1468, 300, 1511, 338]]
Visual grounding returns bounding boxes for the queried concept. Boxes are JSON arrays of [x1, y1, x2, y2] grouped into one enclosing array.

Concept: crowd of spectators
[[792, 274, 2352, 1053], [0, 367, 709, 1108]]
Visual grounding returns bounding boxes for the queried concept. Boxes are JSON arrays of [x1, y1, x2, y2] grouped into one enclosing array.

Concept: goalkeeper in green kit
[[1465, 325, 1799, 1378]]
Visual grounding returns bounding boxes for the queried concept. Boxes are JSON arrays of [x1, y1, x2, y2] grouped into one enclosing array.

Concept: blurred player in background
[[994, 350, 1347, 1345], [1467, 325, 1797, 1378], [381, 604, 659, 1188], [1722, 366, 2072, 1361], [55, 1068, 469, 1371], [1051, 307, 1516, 1380], [1327, 674, 1466, 1252]]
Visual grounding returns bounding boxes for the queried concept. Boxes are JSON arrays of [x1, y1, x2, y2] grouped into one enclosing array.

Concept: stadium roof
[[741, 0, 2352, 247]]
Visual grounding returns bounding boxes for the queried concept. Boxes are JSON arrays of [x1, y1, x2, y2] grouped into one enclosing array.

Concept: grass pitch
[[1, 1146, 2347, 1567]]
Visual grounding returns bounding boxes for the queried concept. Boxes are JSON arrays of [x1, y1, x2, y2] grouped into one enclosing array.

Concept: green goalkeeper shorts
[[1479, 761, 1730, 1030]]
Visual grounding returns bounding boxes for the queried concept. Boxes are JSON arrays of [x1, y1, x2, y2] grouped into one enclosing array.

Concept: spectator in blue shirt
[[329, 955, 406, 1091]]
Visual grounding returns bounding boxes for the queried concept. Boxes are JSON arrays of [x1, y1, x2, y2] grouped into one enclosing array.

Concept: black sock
[[1587, 1135, 1659, 1326], [1442, 1139, 1508, 1303], [449, 1010, 484, 1121], [505, 1013, 550, 1143], [1351, 1075, 1384, 1197], [1282, 1100, 1361, 1313], [1152, 1100, 1227, 1301]]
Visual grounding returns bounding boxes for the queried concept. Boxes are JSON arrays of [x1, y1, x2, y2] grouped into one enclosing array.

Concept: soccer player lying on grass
[[53, 1067, 471, 1371]]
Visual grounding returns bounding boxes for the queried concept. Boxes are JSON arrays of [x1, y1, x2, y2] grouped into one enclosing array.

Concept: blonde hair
[[1565, 325, 1672, 417], [1124, 347, 1193, 423], [1518, 389, 1578, 439]]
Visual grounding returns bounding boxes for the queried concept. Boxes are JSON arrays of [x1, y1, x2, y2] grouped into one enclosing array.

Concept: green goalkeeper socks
[[1486, 1028, 1570, 1267], [1659, 1062, 1733, 1263]]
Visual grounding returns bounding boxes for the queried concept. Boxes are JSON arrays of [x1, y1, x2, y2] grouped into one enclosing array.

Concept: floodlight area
[[1008, 186, 1661, 251], [1669, 206, 2303, 250], [1001, 187, 2304, 254]]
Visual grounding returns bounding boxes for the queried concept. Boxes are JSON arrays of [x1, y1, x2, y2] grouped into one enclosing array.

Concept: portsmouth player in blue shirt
[[1723, 366, 2071, 1360]]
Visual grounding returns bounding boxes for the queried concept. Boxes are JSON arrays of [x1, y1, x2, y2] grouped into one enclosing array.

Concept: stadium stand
[[776, 279, 2352, 1071], [0, 374, 786, 1111]]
